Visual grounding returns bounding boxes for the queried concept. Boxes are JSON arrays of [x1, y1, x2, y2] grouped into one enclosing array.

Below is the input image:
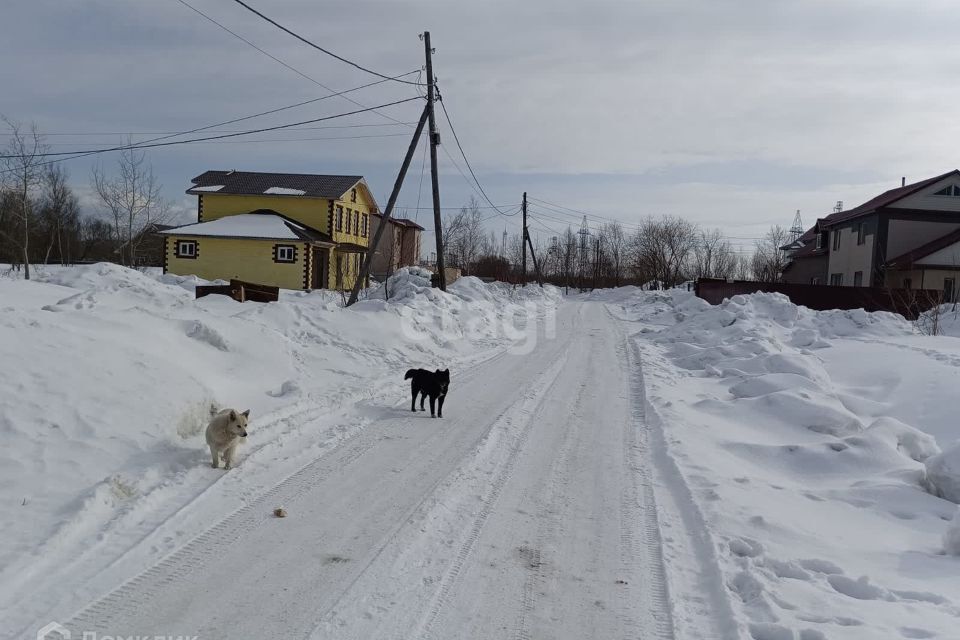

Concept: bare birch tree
[[629, 215, 698, 287], [91, 144, 171, 267], [0, 116, 48, 278], [751, 225, 791, 282]]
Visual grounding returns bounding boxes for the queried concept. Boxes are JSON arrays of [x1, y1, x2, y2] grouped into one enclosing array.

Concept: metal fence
[[694, 278, 942, 320]]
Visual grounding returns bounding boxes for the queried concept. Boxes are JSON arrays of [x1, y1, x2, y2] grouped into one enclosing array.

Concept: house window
[[854, 271, 863, 287], [903, 278, 912, 290], [274, 244, 296, 263], [351, 188, 357, 203], [815, 232, 823, 250], [176, 240, 197, 259], [934, 185, 960, 197], [832, 230, 841, 251], [336, 206, 343, 232], [811, 276, 821, 285], [945, 278, 956, 303], [362, 213, 369, 237], [830, 273, 843, 286], [857, 223, 865, 245], [345, 209, 352, 234], [354, 214, 360, 236]]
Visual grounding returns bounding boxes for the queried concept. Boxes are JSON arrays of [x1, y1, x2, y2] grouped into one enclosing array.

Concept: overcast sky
[[3, 0, 959, 253]]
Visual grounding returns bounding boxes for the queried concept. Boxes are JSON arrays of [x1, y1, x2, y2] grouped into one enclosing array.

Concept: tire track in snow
[[58, 346, 522, 638], [627, 330, 741, 640], [412, 348, 572, 640]]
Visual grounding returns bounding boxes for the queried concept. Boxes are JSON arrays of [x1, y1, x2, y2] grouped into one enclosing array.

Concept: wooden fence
[[195, 279, 280, 303], [694, 278, 942, 320]]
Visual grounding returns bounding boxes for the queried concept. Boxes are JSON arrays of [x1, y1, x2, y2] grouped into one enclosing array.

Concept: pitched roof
[[370, 212, 425, 230], [187, 170, 365, 199], [885, 226, 960, 268], [820, 170, 960, 227], [392, 218, 425, 230], [160, 210, 332, 243]]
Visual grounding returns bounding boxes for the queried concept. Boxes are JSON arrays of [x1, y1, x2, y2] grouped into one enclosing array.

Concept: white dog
[[205, 408, 250, 469]]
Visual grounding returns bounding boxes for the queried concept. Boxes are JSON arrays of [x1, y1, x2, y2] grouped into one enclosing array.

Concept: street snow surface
[[3, 265, 960, 639]]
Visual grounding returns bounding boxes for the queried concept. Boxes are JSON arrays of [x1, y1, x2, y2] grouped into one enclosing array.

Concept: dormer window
[[934, 185, 960, 196], [351, 188, 357, 203], [815, 232, 823, 250]]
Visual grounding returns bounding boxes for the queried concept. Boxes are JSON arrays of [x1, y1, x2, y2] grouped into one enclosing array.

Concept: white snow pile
[[263, 186, 307, 196], [0, 263, 558, 633], [626, 290, 960, 640]]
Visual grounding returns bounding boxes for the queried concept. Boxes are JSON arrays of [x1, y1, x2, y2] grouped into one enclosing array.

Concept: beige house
[[368, 213, 424, 279], [783, 169, 960, 300]]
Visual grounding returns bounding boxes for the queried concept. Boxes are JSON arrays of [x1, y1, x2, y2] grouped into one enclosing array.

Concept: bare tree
[[629, 215, 699, 288], [444, 196, 487, 275], [560, 226, 578, 293], [734, 252, 753, 280], [692, 228, 737, 280], [38, 164, 80, 265], [751, 225, 791, 282], [0, 117, 48, 279], [91, 144, 171, 267], [603, 221, 627, 286]]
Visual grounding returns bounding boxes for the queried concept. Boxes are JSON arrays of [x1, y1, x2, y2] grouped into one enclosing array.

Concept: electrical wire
[[175, 0, 418, 127], [435, 86, 516, 217], [0, 122, 418, 138], [229, 0, 421, 86], [0, 97, 422, 160]]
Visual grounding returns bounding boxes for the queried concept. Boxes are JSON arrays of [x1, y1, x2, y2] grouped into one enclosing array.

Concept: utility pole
[[347, 105, 430, 306], [521, 191, 528, 285], [525, 225, 543, 287], [423, 31, 446, 291]]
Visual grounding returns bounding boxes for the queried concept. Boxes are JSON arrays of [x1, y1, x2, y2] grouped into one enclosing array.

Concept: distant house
[[368, 213, 424, 279], [782, 170, 960, 301], [161, 170, 378, 290]]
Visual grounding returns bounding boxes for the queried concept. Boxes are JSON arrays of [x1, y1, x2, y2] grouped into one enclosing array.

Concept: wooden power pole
[[521, 191, 527, 284], [423, 31, 446, 291], [347, 105, 430, 306]]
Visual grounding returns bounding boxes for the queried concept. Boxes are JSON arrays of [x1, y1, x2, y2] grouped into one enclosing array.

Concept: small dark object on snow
[[273, 507, 287, 518], [615, 579, 628, 585]]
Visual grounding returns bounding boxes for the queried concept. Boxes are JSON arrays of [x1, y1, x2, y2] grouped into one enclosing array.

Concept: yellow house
[[162, 170, 378, 290]]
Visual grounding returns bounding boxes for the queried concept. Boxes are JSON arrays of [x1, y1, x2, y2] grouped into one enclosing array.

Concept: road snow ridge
[[629, 334, 742, 640], [408, 348, 572, 639]]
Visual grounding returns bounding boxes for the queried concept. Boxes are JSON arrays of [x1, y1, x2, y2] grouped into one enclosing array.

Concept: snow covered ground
[[5, 265, 960, 639], [609, 288, 960, 640]]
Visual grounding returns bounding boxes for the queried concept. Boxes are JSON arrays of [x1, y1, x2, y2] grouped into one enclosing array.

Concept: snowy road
[[57, 301, 683, 640]]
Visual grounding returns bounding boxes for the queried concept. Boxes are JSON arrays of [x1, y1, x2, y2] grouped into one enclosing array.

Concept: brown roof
[[885, 227, 960, 268], [187, 170, 364, 199], [370, 212, 425, 230], [820, 170, 960, 227], [392, 218, 425, 230]]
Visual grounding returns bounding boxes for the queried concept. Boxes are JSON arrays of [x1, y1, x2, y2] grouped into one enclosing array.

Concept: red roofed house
[[782, 170, 960, 301]]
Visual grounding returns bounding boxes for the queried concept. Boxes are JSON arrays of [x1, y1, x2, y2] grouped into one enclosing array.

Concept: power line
[[0, 97, 422, 160], [229, 0, 421, 86], [175, 0, 417, 128], [30, 132, 412, 147], [0, 122, 417, 137], [435, 87, 516, 217], [0, 76, 420, 174]]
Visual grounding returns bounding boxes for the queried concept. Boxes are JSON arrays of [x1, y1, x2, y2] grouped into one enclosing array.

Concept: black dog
[[404, 368, 450, 417]]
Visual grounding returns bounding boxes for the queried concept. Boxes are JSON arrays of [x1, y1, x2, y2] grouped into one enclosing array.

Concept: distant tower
[[834, 200, 843, 213], [789, 209, 804, 243], [501, 228, 508, 257], [577, 216, 591, 289]]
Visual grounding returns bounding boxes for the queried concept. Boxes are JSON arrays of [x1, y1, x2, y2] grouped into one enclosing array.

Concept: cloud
[[3, 0, 957, 236]]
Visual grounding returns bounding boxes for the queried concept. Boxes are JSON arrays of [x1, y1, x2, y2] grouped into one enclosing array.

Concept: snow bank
[[0, 263, 559, 631], [925, 443, 960, 503], [622, 288, 960, 640]]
